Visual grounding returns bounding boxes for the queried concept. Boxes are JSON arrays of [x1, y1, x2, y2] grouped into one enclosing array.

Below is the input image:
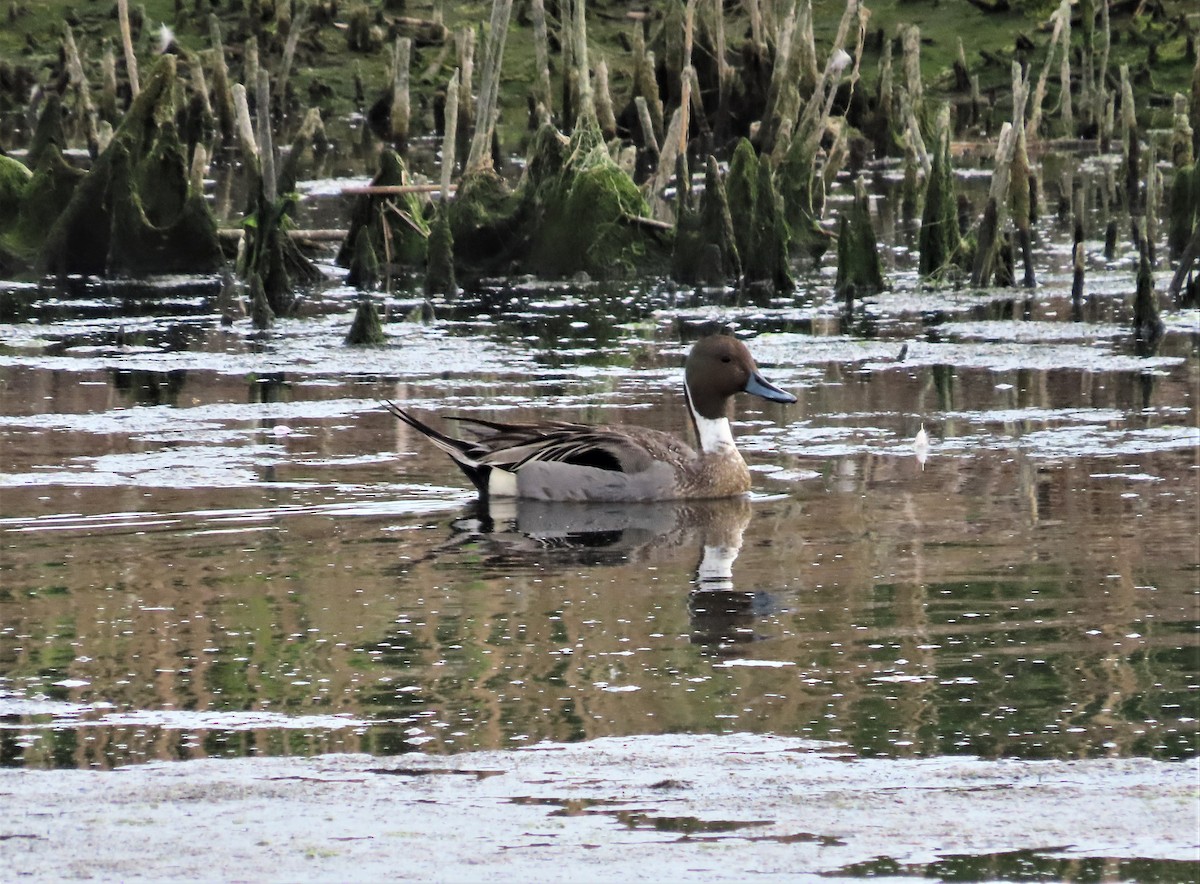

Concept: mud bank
[[1, 733, 1195, 882]]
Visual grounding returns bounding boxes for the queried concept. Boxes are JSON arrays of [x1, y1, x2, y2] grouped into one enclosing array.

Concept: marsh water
[[0, 152, 1197, 772]]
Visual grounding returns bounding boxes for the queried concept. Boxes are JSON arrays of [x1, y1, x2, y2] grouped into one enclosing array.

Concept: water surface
[[1, 159, 1197, 771]]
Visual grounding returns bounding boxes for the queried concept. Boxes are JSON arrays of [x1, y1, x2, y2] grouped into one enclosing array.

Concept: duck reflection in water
[[447, 495, 768, 646]]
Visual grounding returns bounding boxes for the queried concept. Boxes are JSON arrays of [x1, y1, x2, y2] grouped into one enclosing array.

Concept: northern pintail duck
[[384, 335, 796, 502]]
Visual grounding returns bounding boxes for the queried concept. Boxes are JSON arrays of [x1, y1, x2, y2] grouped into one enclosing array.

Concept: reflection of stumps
[[345, 299, 387, 346]]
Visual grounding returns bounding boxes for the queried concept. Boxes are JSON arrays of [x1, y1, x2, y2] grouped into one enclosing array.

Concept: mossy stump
[[1133, 237, 1164, 350], [35, 56, 223, 278], [425, 203, 456, 296], [725, 139, 792, 293], [346, 227, 380, 290], [248, 272, 274, 330], [337, 149, 430, 276], [449, 168, 522, 277], [918, 111, 966, 281], [345, 299, 387, 346], [526, 114, 667, 279], [836, 178, 885, 299], [0, 153, 43, 272], [1167, 163, 1199, 262], [672, 156, 741, 287], [777, 125, 830, 265]]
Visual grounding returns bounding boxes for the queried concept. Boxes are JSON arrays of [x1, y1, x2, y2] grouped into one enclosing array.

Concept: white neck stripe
[[694, 413, 736, 454], [686, 384, 736, 454]]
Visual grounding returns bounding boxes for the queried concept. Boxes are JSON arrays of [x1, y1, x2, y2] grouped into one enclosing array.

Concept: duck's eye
[[721, 355, 732, 363]]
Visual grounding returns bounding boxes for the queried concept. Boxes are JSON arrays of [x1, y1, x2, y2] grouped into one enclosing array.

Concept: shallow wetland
[[1, 153, 1198, 879], [0, 0, 1198, 878]]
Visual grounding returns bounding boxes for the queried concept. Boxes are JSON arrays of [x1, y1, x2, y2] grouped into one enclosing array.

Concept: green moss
[[344, 298, 387, 345], [726, 139, 793, 292], [425, 203, 457, 296], [918, 112, 966, 279], [346, 227, 380, 290], [1167, 164, 1199, 262], [836, 178, 885, 297], [337, 150, 430, 273], [0, 154, 33, 271]]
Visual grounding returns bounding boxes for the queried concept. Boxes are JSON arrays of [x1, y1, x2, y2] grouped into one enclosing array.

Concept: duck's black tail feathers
[[382, 400, 490, 494]]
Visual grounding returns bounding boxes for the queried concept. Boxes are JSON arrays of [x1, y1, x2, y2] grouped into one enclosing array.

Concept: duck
[[384, 334, 796, 502]]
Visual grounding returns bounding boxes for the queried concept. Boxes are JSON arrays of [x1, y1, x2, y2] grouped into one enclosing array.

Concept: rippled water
[[0, 159, 1197, 771]]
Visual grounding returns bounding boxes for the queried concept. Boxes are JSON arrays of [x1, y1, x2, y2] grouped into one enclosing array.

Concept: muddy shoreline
[[1, 733, 1196, 882]]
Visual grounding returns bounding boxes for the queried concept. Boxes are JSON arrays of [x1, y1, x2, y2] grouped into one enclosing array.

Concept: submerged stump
[[1133, 234, 1164, 351], [344, 299, 388, 345]]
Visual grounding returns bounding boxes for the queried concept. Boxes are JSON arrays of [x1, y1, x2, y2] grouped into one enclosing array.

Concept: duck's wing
[[451, 417, 693, 475]]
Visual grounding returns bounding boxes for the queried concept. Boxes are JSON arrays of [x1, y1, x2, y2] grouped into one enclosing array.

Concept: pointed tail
[[381, 400, 489, 494]]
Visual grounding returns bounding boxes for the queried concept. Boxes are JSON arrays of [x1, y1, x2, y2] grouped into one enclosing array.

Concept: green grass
[[0, 0, 1194, 141]]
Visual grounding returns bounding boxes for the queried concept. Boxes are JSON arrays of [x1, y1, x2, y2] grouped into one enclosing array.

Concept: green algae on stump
[[918, 106, 967, 280], [425, 203, 457, 296], [337, 150, 430, 274], [672, 155, 741, 287], [525, 113, 667, 279], [344, 298, 388, 346], [836, 177, 885, 298], [37, 56, 223, 277], [726, 138, 793, 293], [448, 167, 522, 277], [346, 227, 380, 290], [1167, 163, 1199, 262]]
